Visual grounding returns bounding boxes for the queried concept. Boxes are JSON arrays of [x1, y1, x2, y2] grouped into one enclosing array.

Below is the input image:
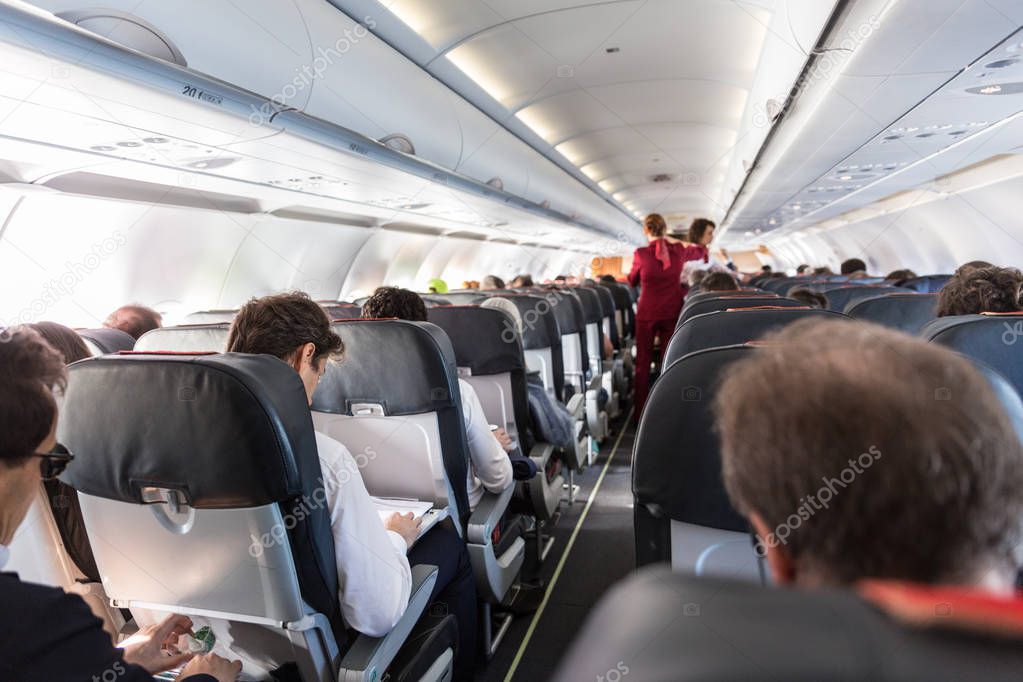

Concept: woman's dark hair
[[227, 291, 343, 365], [955, 260, 994, 277], [361, 287, 428, 322], [688, 218, 716, 244], [701, 272, 740, 292], [884, 269, 917, 284], [840, 258, 867, 275], [28, 322, 91, 364], [643, 213, 667, 238], [789, 288, 828, 309], [937, 267, 1023, 317], [0, 327, 67, 467], [813, 266, 833, 275]]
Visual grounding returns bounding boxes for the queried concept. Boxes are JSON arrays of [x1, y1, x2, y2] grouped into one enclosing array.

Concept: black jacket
[[0, 571, 216, 682]]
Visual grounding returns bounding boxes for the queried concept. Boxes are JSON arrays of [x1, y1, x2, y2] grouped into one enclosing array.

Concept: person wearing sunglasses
[[0, 326, 241, 682]]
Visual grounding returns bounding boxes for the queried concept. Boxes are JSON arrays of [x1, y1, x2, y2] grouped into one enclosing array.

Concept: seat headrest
[[684, 291, 777, 308], [678, 296, 804, 327], [634, 345, 751, 532], [134, 324, 230, 352], [182, 310, 237, 324], [491, 295, 563, 350], [922, 314, 1023, 396], [602, 281, 633, 310], [544, 289, 585, 336], [427, 306, 525, 375], [845, 293, 938, 334], [77, 327, 137, 354], [572, 287, 603, 323], [587, 285, 615, 317], [311, 319, 459, 415], [320, 304, 362, 320], [900, 274, 952, 293], [823, 285, 901, 312], [60, 353, 316, 508]]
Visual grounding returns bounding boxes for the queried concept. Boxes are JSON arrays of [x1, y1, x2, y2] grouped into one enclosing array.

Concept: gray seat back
[[135, 324, 229, 352]]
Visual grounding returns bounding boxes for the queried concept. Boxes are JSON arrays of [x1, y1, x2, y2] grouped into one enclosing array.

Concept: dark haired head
[[884, 268, 917, 284], [789, 288, 827, 309], [688, 217, 716, 245], [643, 214, 667, 239], [361, 287, 428, 322], [227, 291, 343, 365], [510, 274, 534, 288], [813, 266, 833, 276], [701, 272, 739, 292], [482, 275, 505, 290], [0, 327, 67, 468], [840, 258, 867, 275], [761, 265, 773, 273], [937, 266, 1023, 317], [956, 260, 994, 277], [28, 322, 91, 364], [103, 304, 162, 340], [796, 264, 811, 274], [599, 274, 617, 284]]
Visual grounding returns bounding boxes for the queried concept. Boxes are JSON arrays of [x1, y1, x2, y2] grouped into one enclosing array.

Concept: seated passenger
[[796, 264, 811, 274], [103, 304, 162, 340], [840, 258, 868, 277], [427, 278, 448, 294], [715, 319, 1023, 593], [227, 292, 477, 679], [885, 268, 916, 284], [0, 326, 240, 681], [789, 288, 827, 309], [812, 266, 833, 276], [28, 321, 91, 364], [700, 272, 740, 292], [509, 274, 534, 288], [598, 274, 618, 285], [937, 266, 1023, 317], [362, 287, 515, 508], [956, 260, 994, 277], [688, 269, 709, 289], [481, 274, 505, 291]]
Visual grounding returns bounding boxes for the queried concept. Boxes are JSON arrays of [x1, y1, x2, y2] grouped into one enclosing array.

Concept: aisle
[[477, 415, 637, 681]]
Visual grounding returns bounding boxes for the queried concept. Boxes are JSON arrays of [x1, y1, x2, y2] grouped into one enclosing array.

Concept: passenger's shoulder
[[314, 430, 359, 473]]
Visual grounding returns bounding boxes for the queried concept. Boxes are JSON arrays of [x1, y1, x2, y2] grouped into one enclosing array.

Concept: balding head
[[103, 305, 162, 340]]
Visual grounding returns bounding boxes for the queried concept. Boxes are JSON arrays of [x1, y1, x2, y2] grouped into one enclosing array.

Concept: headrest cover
[[312, 320, 460, 415], [492, 295, 562, 350], [134, 324, 229, 352], [60, 353, 316, 508], [572, 287, 603, 323], [923, 314, 1023, 397], [321, 305, 362, 320], [678, 296, 803, 327], [77, 328, 136, 354], [427, 307, 525, 376]]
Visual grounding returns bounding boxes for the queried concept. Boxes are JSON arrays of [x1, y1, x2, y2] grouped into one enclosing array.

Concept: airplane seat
[[182, 309, 237, 324], [603, 281, 635, 342], [823, 285, 901, 312], [77, 328, 136, 355], [677, 296, 804, 328], [426, 305, 570, 522], [320, 303, 362, 320], [134, 323, 230, 352], [761, 277, 806, 294], [545, 289, 589, 399], [900, 274, 953, 293], [845, 293, 939, 333], [436, 292, 489, 305], [492, 295, 566, 405], [59, 352, 451, 681], [310, 320, 526, 655], [552, 568, 1023, 682], [922, 313, 1023, 395], [590, 285, 625, 420], [665, 308, 845, 367], [682, 290, 778, 311], [571, 287, 611, 444], [633, 344, 764, 582], [421, 297, 452, 308]]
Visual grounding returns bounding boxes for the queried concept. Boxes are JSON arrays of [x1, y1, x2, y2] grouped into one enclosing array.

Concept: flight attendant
[[628, 213, 710, 419]]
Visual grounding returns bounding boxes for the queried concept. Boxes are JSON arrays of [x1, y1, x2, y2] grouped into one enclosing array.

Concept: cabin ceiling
[[332, 0, 839, 231]]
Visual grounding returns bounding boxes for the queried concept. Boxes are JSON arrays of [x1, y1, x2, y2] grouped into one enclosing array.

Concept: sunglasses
[[31, 443, 74, 480]]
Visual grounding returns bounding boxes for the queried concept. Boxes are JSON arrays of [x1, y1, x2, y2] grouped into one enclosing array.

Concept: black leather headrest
[[587, 285, 615, 318], [845, 293, 938, 334], [491, 295, 562, 350], [677, 296, 804, 327], [922, 314, 1023, 395], [554, 568, 1023, 682], [761, 277, 808, 294], [683, 291, 778, 309], [824, 285, 901, 312], [900, 274, 952, 293], [665, 308, 844, 366], [427, 306, 525, 376], [60, 353, 316, 508], [572, 287, 603, 323], [633, 344, 751, 532], [77, 328, 137, 354], [312, 320, 458, 416], [544, 289, 585, 336], [603, 282, 633, 311], [434, 292, 489, 305]]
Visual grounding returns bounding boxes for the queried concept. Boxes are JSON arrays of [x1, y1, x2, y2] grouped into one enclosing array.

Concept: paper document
[[371, 497, 434, 522]]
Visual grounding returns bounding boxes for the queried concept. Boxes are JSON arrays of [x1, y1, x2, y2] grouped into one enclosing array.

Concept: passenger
[[628, 213, 709, 419], [598, 274, 618, 285], [839, 258, 867, 277], [553, 274, 569, 285], [937, 266, 1023, 317], [885, 268, 917, 284], [103, 304, 162, 340], [700, 272, 740, 292], [27, 321, 90, 364], [789, 288, 827, 309], [481, 274, 505, 290], [509, 274, 534, 288], [362, 287, 516, 508], [796, 264, 812, 275], [715, 319, 1023, 593], [0, 326, 240, 681], [812, 266, 833, 276], [427, 278, 449, 294], [462, 280, 480, 290], [688, 269, 709, 289], [956, 260, 995, 277]]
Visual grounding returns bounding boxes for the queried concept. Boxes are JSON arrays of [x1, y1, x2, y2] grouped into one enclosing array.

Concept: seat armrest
[[529, 442, 555, 469], [566, 393, 585, 419], [338, 565, 439, 682], [587, 375, 602, 391], [468, 484, 513, 544]]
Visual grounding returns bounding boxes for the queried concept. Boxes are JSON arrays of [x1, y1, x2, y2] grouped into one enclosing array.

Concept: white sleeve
[[316, 433, 412, 637], [458, 380, 513, 494]]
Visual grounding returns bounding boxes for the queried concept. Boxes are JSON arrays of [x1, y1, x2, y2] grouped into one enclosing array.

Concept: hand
[[385, 512, 422, 549], [178, 653, 242, 682], [121, 614, 194, 673], [492, 427, 514, 452]]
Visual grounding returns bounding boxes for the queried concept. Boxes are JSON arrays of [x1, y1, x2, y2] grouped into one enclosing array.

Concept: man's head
[[760, 265, 773, 274], [700, 272, 739, 292], [885, 269, 917, 284], [0, 327, 66, 544], [361, 286, 427, 322], [813, 266, 833, 276], [481, 275, 505, 291], [714, 319, 1023, 592], [840, 258, 867, 275], [689, 269, 709, 288], [956, 260, 994, 277], [510, 274, 534, 288], [103, 304, 162, 340], [797, 264, 811, 275], [938, 266, 1023, 317], [788, 288, 827, 309], [227, 292, 343, 403], [599, 275, 618, 285]]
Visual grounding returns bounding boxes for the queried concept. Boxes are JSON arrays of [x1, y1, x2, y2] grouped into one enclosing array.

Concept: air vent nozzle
[[379, 134, 416, 155]]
